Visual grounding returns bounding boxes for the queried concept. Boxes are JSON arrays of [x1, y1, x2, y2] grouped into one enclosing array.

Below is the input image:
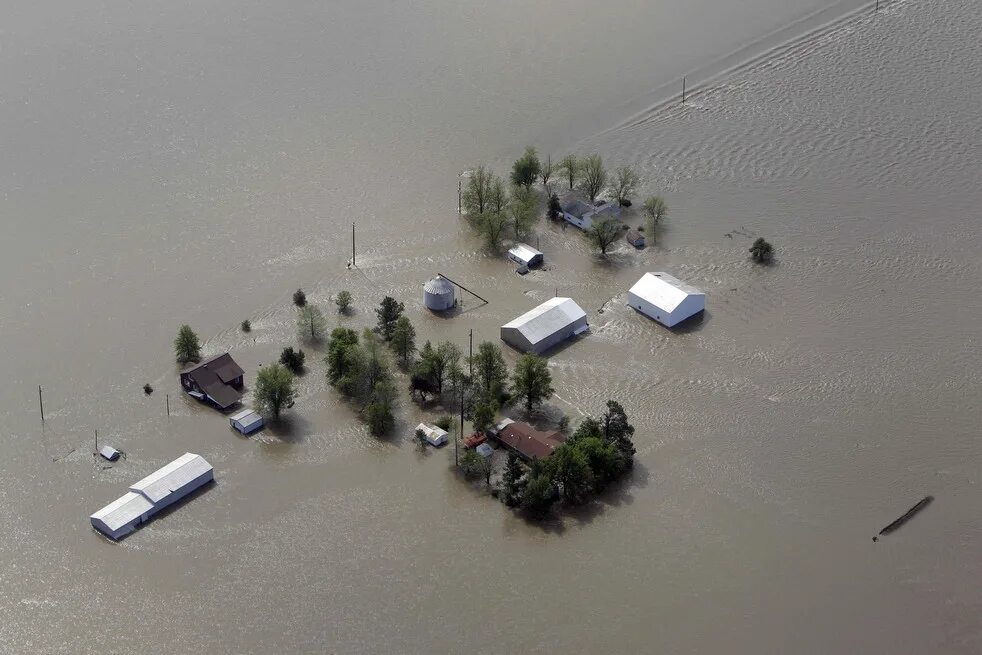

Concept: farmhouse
[[500, 297, 588, 354], [495, 420, 566, 461], [627, 272, 706, 328], [180, 353, 244, 409], [507, 243, 544, 269], [90, 452, 214, 540], [561, 198, 620, 230]]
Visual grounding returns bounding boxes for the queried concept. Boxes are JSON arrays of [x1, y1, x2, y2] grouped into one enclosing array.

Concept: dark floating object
[[877, 496, 933, 539], [143, 383, 153, 395]]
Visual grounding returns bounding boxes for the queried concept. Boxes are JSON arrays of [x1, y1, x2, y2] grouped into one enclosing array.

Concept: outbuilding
[[229, 408, 264, 435], [507, 243, 544, 269], [475, 443, 494, 458], [98, 445, 122, 462], [423, 276, 456, 312], [626, 230, 646, 248], [500, 297, 588, 354], [416, 423, 449, 447], [627, 272, 706, 327], [90, 452, 214, 540]]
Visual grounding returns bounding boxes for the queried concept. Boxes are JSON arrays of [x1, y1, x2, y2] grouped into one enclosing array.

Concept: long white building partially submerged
[[90, 452, 214, 540], [500, 297, 588, 354], [628, 272, 706, 327]]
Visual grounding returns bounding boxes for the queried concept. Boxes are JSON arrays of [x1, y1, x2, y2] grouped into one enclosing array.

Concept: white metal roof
[[90, 491, 155, 532], [423, 276, 454, 294], [508, 243, 543, 263], [129, 452, 213, 504], [629, 272, 704, 312], [502, 297, 587, 346]]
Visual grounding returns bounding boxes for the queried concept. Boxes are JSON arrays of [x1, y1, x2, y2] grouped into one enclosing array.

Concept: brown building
[[494, 419, 566, 461], [179, 353, 244, 409]]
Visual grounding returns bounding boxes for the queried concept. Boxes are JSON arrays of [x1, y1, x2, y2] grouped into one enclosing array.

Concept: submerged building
[[627, 272, 706, 328], [180, 353, 244, 409], [423, 276, 456, 312], [90, 452, 214, 540], [500, 297, 588, 354], [507, 243, 544, 269]]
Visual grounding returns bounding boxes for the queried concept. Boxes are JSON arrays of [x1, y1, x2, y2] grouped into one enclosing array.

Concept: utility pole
[[456, 384, 462, 467], [469, 329, 473, 381], [458, 179, 462, 214], [94, 429, 98, 455], [682, 76, 686, 105], [166, 393, 170, 417], [38, 385, 44, 421], [351, 222, 356, 266]]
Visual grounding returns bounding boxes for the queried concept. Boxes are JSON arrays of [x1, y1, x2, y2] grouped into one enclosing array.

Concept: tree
[[326, 327, 360, 385], [390, 316, 416, 367], [488, 175, 508, 215], [460, 449, 486, 480], [174, 325, 201, 364], [541, 154, 553, 192], [293, 288, 307, 307], [480, 212, 509, 252], [375, 296, 405, 341], [559, 154, 579, 190], [750, 237, 774, 263], [279, 346, 306, 373], [364, 380, 396, 436], [254, 364, 296, 420], [472, 399, 497, 434], [335, 290, 352, 314], [434, 341, 462, 395], [297, 305, 326, 343], [589, 218, 622, 255], [510, 146, 541, 189], [546, 443, 594, 504], [502, 453, 526, 506], [510, 185, 538, 241], [574, 436, 625, 491], [240, 320, 251, 333], [462, 165, 493, 216], [579, 154, 607, 203], [511, 354, 554, 413], [547, 193, 562, 220], [470, 341, 509, 399], [642, 196, 668, 233], [521, 473, 556, 517], [611, 166, 641, 207]]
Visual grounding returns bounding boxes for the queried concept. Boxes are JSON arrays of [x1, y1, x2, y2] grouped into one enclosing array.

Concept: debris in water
[[143, 383, 153, 395], [876, 495, 933, 540]]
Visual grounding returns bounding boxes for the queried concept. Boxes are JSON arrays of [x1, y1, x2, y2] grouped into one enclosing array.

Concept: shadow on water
[[669, 309, 711, 334], [261, 413, 316, 444]]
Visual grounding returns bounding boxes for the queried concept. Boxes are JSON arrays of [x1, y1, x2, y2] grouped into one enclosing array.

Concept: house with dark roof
[[493, 419, 566, 461], [179, 353, 244, 409]]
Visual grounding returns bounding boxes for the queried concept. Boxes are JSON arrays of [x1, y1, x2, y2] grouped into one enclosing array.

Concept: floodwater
[[1, 0, 980, 652]]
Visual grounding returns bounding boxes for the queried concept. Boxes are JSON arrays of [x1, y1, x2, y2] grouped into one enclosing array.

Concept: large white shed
[[500, 297, 588, 354], [90, 452, 214, 540], [628, 272, 705, 327], [507, 243, 544, 268]]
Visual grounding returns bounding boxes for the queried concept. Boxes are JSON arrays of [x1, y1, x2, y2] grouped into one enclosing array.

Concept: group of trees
[[463, 160, 540, 252], [326, 325, 397, 435], [501, 401, 637, 518]]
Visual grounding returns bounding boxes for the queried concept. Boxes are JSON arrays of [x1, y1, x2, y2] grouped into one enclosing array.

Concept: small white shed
[[99, 445, 122, 461], [416, 423, 449, 447], [230, 408, 264, 435], [507, 243, 544, 268], [628, 272, 706, 327], [423, 276, 456, 312]]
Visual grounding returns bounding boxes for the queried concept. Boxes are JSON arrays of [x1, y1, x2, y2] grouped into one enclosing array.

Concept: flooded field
[[1, 0, 980, 652]]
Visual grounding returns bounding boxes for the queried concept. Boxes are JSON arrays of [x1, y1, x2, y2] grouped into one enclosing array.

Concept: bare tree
[[481, 212, 509, 252], [580, 154, 607, 203], [488, 175, 508, 215], [510, 185, 538, 241], [559, 154, 579, 190], [462, 165, 493, 216], [642, 196, 668, 232], [541, 154, 553, 192], [589, 218, 621, 255], [611, 166, 641, 207]]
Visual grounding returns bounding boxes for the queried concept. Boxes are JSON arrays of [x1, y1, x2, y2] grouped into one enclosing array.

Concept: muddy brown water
[[1, 1, 980, 653]]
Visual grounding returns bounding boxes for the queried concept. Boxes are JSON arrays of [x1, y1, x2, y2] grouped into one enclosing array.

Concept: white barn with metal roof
[[507, 243, 544, 268], [628, 272, 705, 327], [90, 452, 214, 540], [500, 297, 588, 354]]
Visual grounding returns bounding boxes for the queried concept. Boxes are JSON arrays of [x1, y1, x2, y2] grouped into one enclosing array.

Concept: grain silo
[[423, 276, 456, 311]]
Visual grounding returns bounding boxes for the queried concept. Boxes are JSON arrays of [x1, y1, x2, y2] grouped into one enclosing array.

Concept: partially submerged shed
[[626, 230, 646, 248], [627, 272, 706, 327], [507, 243, 544, 269], [416, 423, 449, 447], [90, 452, 214, 540], [500, 297, 588, 354], [229, 408, 264, 435]]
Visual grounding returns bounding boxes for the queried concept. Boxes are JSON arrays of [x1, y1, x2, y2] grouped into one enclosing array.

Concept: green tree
[[297, 305, 327, 343], [521, 473, 556, 517], [589, 218, 622, 255], [470, 341, 509, 399], [174, 325, 201, 364], [293, 288, 307, 307], [510, 185, 539, 240], [460, 449, 485, 480], [335, 290, 352, 314], [364, 379, 396, 435], [511, 354, 554, 413], [547, 193, 562, 220], [572, 416, 602, 441], [579, 154, 607, 203], [546, 443, 594, 504], [642, 196, 668, 232], [375, 296, 405, 341], [254, 364, 296, 420], [240, 320, 251, 333], [472, 399, 497, 434], [390, 316, 416, 367], [750, 237, 774, 263], [574, 436, 624, 491], [326, 327, 360, 385], [611, 166, 641, 207], [434, 341, 463, 395], [279, 346, 305, 373], [480, 211, 510, 252], [559, 154, 579, 190], [510, 146, 541, 189], [488, 175, 508, 215], [463, 165, 493, 216], [502, 453, 526, 507]]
